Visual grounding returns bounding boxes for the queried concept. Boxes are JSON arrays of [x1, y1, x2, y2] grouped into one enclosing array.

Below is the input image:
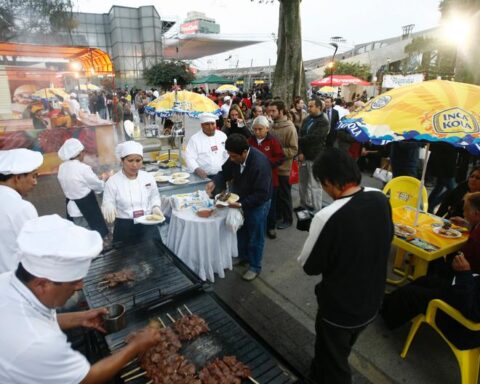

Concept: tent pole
[[414, 142, 430, 226]]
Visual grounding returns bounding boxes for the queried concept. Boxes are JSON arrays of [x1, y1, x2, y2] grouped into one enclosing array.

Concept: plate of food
[[136, 213, 165, 225], [394, 223, 416, 238], [154, 174, 171, 183], [432, 226, 462, 238], [215, 192, 240, 206], [169, 178, 189, 185], [171, 172, 190, 179], [432, 221, 469, 233]]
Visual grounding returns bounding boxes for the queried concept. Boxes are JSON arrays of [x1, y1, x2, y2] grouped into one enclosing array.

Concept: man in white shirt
[[185, 113, 228, 179], [57, 138, 109, 241], [0, 215, 161, 384], [66, 93, 81, 118], [220, 95, 231, 118], [0, 148, 43, 273]]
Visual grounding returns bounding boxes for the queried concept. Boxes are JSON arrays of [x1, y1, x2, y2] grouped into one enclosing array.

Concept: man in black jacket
[[206, 134, 272, 281], [298, 97, 330, 211], [298, 148, 393, 384], [325, 96, 340, 147]]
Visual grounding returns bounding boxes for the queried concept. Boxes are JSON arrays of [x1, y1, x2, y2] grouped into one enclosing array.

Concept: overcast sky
[[75, 0, 442, 70]]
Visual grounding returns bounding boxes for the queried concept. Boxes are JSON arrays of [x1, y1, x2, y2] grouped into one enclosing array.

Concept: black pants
[[113, 218, 161, 247], [309, 312, 366, 384], [267, 187, 277, 230], [276, 175, 293, 224]]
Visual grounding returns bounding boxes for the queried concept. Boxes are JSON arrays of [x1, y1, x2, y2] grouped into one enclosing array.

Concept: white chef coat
[[57, 159, 105, 217], [103, 170, 161, 219], [0, 272, 90, 384], [66, 98, 81, 116], [334, 105, 349, 120], [185, 130, 228, 175], [0, 185, 38, 273]]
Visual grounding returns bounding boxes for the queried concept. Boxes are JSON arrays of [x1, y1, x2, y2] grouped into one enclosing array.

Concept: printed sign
[[433, 107, 479, 134], [382, 74, 424, 89]]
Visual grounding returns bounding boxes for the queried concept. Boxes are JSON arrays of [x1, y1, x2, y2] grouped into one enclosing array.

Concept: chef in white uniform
[[185, 112, 228, 179], [102, 141, 163, 245], [0, 148, 43, 273], [0, 214, 162, 384], [57, 138, 109, 241]]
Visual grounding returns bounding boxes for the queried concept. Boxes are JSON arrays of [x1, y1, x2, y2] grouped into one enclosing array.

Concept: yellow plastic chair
[[401, 299, 480, 384], [383, 176, 429, 212]]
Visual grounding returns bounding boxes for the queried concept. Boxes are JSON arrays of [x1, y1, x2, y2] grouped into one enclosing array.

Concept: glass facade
[[71, 6, 174, 84]]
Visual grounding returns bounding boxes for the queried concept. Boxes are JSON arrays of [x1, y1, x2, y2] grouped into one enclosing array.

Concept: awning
[[311, 75, 370, 87], [0, 42, 113, 74], [191, 74, 233, 85]]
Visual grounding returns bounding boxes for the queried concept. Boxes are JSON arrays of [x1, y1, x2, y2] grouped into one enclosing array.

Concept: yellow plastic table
[[391, 206, 468, 281]]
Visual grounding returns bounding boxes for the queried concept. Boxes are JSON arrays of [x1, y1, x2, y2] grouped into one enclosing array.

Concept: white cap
[[153, 90, 159, 98], [70, 92, 77, 98], [115, 141, 143, 160], [17, 215, 102, 282], [224, 96, 231, 101], [0, 149, 43, 175], [252, 115, 270, 128], [58, 138, 84, 161], [199, 113, 218, 124]]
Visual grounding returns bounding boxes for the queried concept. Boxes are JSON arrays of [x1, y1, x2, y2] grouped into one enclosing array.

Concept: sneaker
[[242, 270, 258, 281], [277, 221, 292, 230], [267, 229, 277, 239]]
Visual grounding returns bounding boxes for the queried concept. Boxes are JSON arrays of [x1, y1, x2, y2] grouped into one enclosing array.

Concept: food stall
[[0, 43, 116, 174]]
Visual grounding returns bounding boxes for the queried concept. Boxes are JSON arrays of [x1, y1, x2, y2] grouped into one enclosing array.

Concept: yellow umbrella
[[319, 86, 335, 93], [78, 83, 100, 91], [215, 84, 239, 94], [146, 90, 221, 118], [32, 88, 70, 100], [339, 80, 480, 152]]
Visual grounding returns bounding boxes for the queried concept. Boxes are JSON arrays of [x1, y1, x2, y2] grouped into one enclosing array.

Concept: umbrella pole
[[414, 143, 430, 226]]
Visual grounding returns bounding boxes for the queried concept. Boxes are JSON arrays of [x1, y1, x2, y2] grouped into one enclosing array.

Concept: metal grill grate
[[83, 240, 203, 312], [106, 292, 299, 384]]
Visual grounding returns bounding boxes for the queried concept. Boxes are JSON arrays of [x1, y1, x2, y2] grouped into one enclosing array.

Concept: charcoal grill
[[106, 292, 300, 384], [83, 240, 204, 312]]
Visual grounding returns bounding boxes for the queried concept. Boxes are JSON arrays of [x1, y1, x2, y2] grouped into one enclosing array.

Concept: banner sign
[[382, 74, 424, 89]]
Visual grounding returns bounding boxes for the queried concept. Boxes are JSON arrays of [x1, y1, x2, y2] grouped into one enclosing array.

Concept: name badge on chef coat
[[133, 210, 144, 218], [211, 145, 218, 152]]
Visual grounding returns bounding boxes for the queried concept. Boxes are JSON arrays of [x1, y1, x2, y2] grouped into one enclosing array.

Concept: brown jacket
[[271, 116, 298, 176]]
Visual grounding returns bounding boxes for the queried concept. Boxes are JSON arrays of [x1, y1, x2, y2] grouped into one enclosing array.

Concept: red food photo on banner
[[0, 131, 34, 150], [77, 128, 97, 154], [38, 128, 71, 153]]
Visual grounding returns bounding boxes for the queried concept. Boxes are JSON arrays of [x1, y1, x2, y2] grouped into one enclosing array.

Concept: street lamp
[[329, 42, 338, 88]]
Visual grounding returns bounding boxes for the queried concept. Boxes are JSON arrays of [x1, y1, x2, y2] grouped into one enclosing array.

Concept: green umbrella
[[191, 74, 233, 85]]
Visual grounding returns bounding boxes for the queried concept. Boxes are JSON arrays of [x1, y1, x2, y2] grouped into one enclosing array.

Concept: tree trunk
[[272, 0, 305, 107]]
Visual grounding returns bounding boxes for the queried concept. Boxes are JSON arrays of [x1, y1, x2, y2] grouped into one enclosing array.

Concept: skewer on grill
[[123, 371, 147, 382], [248, 376, 261, 384], [166, 312, 176, 323], [120, 366, 141, 378], [157, 316, 166, 328], [183, 304, 193, 315], [177, 307, 185, 317]]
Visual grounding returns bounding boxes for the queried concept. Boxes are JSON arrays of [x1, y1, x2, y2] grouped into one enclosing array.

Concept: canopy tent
[[0, 42, 113, 75], [311, 75, 370, 87], [191, 74, 233, 85]]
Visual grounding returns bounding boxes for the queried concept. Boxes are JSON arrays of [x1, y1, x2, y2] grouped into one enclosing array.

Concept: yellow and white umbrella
[[146, 90, 221, 118], [77, 83, 100, 91], [32, 88, 70, 100], [215, 84, 239, 94]]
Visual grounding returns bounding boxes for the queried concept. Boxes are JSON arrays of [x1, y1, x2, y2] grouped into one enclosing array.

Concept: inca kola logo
[[433, 107, 479, 134]]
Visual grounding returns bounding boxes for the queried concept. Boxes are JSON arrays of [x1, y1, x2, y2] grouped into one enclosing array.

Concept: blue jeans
[[428, 177, 456, 213], [237, 199, 271, 273]]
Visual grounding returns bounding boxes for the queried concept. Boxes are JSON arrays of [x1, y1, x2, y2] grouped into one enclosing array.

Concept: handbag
[[289, 159, 299, 185], [373, 163, 393, 183]]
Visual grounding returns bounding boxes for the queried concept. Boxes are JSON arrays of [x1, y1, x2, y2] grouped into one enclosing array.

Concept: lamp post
[[329, 42, 338, 89]]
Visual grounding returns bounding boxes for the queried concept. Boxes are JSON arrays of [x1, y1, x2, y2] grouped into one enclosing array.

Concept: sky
[[75, 0, 442, 70]]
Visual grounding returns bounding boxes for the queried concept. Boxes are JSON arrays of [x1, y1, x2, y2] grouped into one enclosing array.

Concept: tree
[[0, 0, 77, 41], [253, 0, 305, 107], [143, 61, 195, 90], [329, 61, 372, 81]]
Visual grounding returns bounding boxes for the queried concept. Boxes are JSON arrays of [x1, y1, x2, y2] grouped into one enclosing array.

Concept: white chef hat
[[115, 141, 143, 160], [199, 113, 218, 124], [17, 214, 102, 282], [252, 115, 270, 128], [0, 148, 43, 175], [70, 92, 77, 98], [58, 138, 85, 161]]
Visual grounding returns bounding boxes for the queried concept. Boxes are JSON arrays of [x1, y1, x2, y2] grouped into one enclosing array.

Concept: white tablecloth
[[166, 208, 238, 282]]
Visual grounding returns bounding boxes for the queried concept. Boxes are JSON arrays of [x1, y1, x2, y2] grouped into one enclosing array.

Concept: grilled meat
[[173, 314, 209, 341], [199, 356, 251, 384], [103, 268, 135, 288]]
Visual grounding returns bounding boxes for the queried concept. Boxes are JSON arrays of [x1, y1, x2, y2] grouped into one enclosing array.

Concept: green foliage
[[330, 61, 372, 81], [143, 61, 195, 90], [0, 0, 76, 41]]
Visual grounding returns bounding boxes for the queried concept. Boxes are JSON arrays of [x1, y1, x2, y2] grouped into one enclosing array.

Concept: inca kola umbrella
[[338, 79, 480, 224], [215, 84, 239, 94], [145, 90, 221, 118]]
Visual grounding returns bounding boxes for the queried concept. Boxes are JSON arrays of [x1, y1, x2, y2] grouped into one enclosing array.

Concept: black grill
[[107, 292, 299, 383], [83, 240, 203, 312]]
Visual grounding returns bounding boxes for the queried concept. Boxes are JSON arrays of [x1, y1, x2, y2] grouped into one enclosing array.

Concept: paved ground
[[27, 173, 461, 384]]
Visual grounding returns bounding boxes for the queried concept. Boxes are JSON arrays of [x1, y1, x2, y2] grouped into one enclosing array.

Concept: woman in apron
[[101, 141, 163, 246], [57, 138, 110, 245]]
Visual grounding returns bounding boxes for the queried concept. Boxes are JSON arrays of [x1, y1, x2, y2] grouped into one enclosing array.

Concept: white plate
[[394, 223, 416, 237], [171, 172, 190, 179], [136, 214, 165, 225], [169, 178, 189, 185], [155, 175, 171, 183], [215, 192, 240, 204], [432, 226, 462, 239]]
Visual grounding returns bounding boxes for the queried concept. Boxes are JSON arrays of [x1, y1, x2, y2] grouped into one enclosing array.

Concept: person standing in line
[[267, 99, 298, 230], [324, 96, 340, 147], [298, 97, 330, 212], [298, 148, 393, 384], [0, 149, 43, 273], [290, 96, 308, 133]]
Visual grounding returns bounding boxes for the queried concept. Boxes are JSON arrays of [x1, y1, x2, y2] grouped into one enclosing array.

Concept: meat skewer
[[199, 356, 252, 384], [166, 310, 209, 341], [123, 371, 147, 382]]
